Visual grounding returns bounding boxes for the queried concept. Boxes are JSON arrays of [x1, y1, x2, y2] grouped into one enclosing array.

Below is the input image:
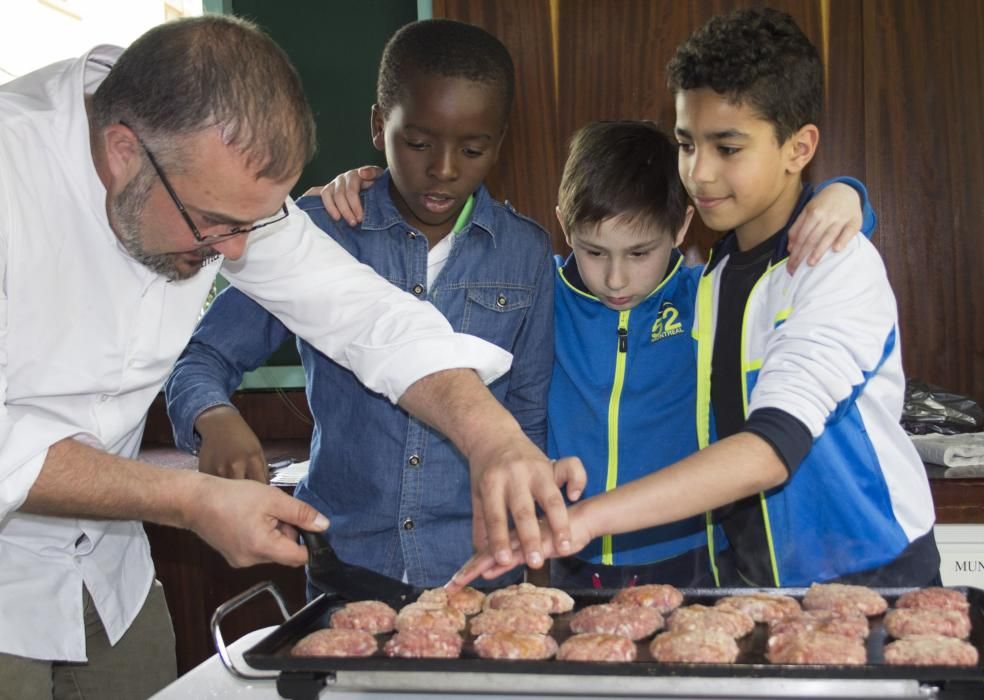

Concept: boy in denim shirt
[[165, 20, 556, 588], [452, 8, 938, 590]]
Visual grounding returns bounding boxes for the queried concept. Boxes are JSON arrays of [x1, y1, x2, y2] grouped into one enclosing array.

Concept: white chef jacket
[[0, 47, 512, 662]]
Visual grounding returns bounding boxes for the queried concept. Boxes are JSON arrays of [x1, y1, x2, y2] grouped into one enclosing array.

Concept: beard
[[112, 165, 219, 281]]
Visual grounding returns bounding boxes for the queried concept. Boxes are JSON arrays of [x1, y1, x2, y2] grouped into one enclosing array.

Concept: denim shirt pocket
[[460, 286, 533, 349]]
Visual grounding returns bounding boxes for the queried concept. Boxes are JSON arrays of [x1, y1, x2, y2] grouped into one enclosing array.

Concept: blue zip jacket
[[165, 172, 555, 587], [549, 249, 711, 566]]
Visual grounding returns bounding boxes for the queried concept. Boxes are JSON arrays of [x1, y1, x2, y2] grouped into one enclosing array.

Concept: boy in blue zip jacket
[[547, 120, 873, 589], [451, 8, 940, 590], [165, 20, 565, 589]]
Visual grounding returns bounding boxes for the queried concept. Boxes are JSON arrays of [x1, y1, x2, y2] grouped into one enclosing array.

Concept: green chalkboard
[[224, 0, 418, 387]]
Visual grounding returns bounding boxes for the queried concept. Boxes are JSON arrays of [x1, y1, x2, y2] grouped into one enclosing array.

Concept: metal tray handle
[[211, 580, 290, 680]]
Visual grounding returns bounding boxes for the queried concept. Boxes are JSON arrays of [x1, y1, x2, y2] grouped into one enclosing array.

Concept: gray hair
[[92, 15, 316, 180]]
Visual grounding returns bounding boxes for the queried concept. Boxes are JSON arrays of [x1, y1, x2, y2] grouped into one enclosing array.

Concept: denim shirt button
[[412, 284, 424, 296], [402, 518, 415, 531], [496, 294, 507, 308], [407, 230, 417, 239], [408, 455, 421, 467]]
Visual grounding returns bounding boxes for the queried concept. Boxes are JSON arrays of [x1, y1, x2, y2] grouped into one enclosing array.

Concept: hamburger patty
[[557, 633, 637, 662], [383, 628, 463, 658], [802, 583, 888, 617], [291, 628, 376, 657], [715, 593, 801, 623], [612, 584, 684, 614], [767, 631, 866, 665], [330, 600, 397, 634], [884, 634, 979, 666], [667, 604, 755, 639], [768, 609, 870, 640], [649, 628, 739, 664], [569, 603, 664, 640], [473, 631, 558, 660], [895, 587, 970, 613], [884, 608, 971, 640], [470, 608, 554, 636]]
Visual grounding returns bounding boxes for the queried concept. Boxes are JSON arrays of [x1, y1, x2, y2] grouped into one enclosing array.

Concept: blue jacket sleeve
[[164, 286, 294, 453], [815, 176, 877, 238], [500, 246, 555, 451]]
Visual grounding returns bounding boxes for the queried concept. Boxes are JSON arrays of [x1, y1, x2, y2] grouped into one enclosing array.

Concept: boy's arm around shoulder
[[750, 236, 898, 438]]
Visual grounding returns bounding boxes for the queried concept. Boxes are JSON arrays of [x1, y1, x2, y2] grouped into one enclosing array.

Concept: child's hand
[[445, 502, 594, 591], [194, 405, 268, 483], [552, 456, 586, 502], [304, 165, 384, 226], [786, 182, 862, 275]]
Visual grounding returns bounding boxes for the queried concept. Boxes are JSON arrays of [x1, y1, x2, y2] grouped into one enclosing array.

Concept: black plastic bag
[[902, 379, 984, 435]]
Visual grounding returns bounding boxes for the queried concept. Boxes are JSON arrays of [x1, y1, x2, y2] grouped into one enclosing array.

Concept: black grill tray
[[243, 586, 984, 684]]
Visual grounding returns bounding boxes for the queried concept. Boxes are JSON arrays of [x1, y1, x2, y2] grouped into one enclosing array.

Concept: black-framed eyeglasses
[[119, 121, 289, 245]]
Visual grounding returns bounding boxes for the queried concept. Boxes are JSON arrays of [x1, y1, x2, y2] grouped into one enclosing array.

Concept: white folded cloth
[[910, 432, 984, 467]]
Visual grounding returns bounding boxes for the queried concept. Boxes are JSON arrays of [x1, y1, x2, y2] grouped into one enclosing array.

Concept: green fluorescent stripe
[[705, 512, 720, 587], [695, 267, 718, 583], [451, 195, 475, 234], [602, 310, 630, 565]]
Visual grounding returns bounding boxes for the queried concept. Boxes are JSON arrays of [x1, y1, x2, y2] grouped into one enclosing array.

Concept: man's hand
[[447, 501, 594, 590], [194, 405, 267, 483], [184, 475, 329, 568], [787, 182, 863, 274], [304, 165, 383, 226]]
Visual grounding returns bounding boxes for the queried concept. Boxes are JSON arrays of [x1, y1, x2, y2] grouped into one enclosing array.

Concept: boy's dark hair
[[377, 19, 514, 122], [93, 15, 315, 180], [558, 121, 688, 237], [666, 7, 822, 143]]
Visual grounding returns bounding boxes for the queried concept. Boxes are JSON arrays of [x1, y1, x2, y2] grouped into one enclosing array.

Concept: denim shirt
[[165, 172, 554, 587]]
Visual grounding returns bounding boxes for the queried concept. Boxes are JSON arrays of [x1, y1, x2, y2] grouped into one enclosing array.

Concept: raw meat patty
[[715, 593, 801, 623], [895, 587, 970, 613], [290, 628, 376, 657], [884, 608, 971, 639], [649, 629, 739, 664], [557, 633, 637, 662], [330, 600, 397, 634], [395, 602, 466, 632], [884, 634, 979, 666], [667, 605, 755, 639], [484, 583, 574, 614], [611, 584, 683, 614], [383, 628, 463, 658], [470, 608, 554, 635], [767, 631, 866, 665], [473, 631, 558, 660], [416, 586, 486, 615], [569, 603, 664, 640], [768, 610, 870, 640], [801, 583, 888, 617]]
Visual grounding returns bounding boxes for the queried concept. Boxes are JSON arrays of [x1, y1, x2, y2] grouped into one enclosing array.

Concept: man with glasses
[[0, 16, 581, 698]]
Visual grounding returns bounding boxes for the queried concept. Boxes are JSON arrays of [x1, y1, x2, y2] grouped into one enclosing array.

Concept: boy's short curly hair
[[377, 19, 514, 122], [558, 121, 689, 238], [666, 7, 822, 143]]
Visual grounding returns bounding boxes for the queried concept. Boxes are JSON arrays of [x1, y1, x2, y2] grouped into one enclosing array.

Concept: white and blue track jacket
[[695, 210, 937, 587]]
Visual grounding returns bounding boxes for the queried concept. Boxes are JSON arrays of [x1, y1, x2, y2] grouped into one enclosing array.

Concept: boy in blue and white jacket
[[455, 8, 939, 590], [547, 121, 875, 589]]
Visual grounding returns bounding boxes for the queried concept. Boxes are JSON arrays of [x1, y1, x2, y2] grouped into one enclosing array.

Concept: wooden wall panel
[[863, 0, 984, 401], [437, 0, 982, 402], [433, 0, 564, 250]]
